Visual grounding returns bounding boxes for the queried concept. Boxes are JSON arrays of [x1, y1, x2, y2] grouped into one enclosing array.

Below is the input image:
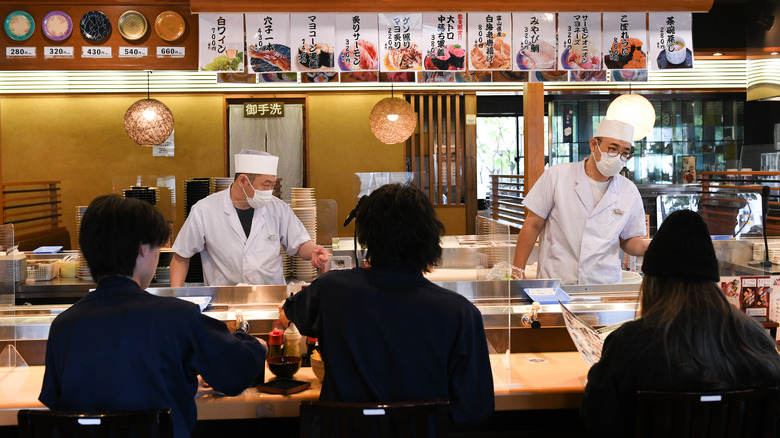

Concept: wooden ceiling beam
[[189, 0, 714, 13]]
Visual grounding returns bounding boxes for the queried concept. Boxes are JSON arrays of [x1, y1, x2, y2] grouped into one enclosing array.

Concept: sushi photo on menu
[[422, 13, 466, 71], [335, 13, 380, 72], [291, 13, 336, 72], [557, 13, 602, 70], [246, 13, 293, 73], [378, 13, 424, 71], [512, 13, 557, 71], [467, 13, 511, 71]]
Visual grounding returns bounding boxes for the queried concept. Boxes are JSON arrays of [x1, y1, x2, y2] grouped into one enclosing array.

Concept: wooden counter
[[0, 352, 589, 426]]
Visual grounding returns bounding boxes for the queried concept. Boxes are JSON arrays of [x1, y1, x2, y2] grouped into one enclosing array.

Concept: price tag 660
[[7, 47, 36, 57], [156, 47, 185, 57], [82, 46, 112, 58], [119, 47, 148, 58]]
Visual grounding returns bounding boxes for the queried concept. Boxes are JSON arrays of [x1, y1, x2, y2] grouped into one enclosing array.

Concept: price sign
[[6, 47, 36, 57], [156, 46, 185, 57], [44, 46, 74, 58], [82, 46, 112, 58], [119, 47, 148, 58]]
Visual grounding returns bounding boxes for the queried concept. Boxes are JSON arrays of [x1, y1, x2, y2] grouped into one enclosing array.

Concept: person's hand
[[510, 266, 526, 280], [196, 375, 222, 398], [310, 245, 329, 269], [278, 300, 290, 326]]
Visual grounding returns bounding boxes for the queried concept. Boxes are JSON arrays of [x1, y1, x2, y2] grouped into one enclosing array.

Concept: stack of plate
[[753, 242, 780, 263], [123, 186, 158, 206], [184, 178, 211, 218], [212, 177, 232, 193], [291, 188, 317, 280], [74, 206, 92, 281]]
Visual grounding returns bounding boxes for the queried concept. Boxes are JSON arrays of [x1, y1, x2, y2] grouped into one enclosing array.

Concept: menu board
[[649, 12, 694, 70], [378, 13, 424, 71], [245, 13, 292, 73], [602, 13, 647, 70], [335, 13, 379, 72], [421, 13, 466, 72], [467, 13, 510, 71], [198, 13, 244, 72], [558, 13, 602, 70], [290, 13, 336, 72], [512, 12, 556, 71]]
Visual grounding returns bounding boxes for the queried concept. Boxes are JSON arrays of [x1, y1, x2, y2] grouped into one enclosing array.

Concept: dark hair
[[640, 276, 780, 388], [79, 194, 170, 281], [355, 183, 445, 272]]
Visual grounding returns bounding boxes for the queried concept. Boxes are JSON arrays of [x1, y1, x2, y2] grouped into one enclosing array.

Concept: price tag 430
[[119, 47, 148, 58], [82, 46, 112, 58], [44, 46, 74, 58], [156, 47, 185, 57], [6, 47, 36, 57]]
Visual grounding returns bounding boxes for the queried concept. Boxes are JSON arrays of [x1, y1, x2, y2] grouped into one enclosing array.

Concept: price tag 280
[[6, 47, 36, 57], [156, 47, 185, 58], [119, 47, 148, 58], [82, 46, 112, 58], [44, 46, 74, 58]]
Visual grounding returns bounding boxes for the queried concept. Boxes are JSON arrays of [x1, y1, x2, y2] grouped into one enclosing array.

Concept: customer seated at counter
[[39, 195, 267, 438], [580, 209, 780, 437], [280, 183, 495, 427]]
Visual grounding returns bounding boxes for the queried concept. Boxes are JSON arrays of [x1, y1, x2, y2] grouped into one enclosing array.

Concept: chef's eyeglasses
[[604, 146, 634, 162]]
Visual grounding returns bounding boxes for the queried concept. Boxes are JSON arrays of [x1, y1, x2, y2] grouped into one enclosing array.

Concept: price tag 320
[[119, 47, 148, 58], [82, 47, 112, 58], [44, 46, 74, 58]]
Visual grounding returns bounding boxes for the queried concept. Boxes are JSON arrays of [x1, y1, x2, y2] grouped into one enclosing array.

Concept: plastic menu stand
[[523, 287, 571, 305]]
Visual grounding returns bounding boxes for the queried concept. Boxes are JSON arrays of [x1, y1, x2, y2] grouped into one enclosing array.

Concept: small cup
[[61, 260, 78, 278], [665, 36, 687, 65]]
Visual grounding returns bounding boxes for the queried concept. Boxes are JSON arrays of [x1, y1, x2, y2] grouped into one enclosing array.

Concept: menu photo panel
[[558, 13, 602, 70], [245, 13, 292, 73], [467, 13, 511, 71], [421, 13, 466, 72], [378, 13, 424, 71], [291, 13, 337, 72], [512, 13, 557, 71], [335, 13, 380, 72], [602, 13, 648, 70], [198, 13, 245, 72], [649, 12, 694, 70]]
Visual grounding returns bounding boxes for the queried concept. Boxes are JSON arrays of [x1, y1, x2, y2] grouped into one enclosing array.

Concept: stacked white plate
[[291, 188, 317, 280], [753, 242, 780, 263], [212, 177, 232, 193]]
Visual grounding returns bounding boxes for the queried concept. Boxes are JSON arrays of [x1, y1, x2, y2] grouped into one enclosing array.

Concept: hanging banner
[[649, 12, 694, 70], [291, 13, 336, 72], [335, 13, 380, 72], [199, 14, 245, 72], [246, 14, 292, 73], [422, 13, 466, 72], [602, 13, 647, 70], [558, 13, 602, 70], [512, 12, 556, 71], [379, 13, 424, 71], [467, 13, 511, 70]]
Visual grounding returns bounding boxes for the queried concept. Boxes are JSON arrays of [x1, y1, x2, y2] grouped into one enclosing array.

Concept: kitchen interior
[[2, 0, 780, 436]]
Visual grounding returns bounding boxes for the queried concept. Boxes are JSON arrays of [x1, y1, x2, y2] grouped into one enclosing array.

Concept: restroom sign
[[244, 101, 285, 117]]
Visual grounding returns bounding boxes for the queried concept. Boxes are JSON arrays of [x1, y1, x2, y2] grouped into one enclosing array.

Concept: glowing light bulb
[[386, 114, 399, 122], [142, 109, 157, 121]]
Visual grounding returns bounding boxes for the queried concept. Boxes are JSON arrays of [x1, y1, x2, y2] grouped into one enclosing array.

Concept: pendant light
[[605, 92, 656, 141], [369, 84, 417, 144], [124, 71, 174, 147]]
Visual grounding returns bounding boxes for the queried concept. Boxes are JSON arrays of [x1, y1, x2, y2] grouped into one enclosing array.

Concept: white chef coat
[[172, 187, 311, 286], [523, 159, 646, 285]]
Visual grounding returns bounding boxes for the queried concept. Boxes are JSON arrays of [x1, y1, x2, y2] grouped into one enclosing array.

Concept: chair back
[[635, 387, 779, 438], [299, 400, 449, 438], [17, 408, 173, 438]]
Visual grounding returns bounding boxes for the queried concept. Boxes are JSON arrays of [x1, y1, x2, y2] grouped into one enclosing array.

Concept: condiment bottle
[[301, 337, 318, 367], [284, 323, 302, 358], [268, 320, 285, 358]]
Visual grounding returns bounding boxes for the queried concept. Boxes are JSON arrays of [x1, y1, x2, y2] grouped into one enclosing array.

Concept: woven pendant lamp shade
[[605, 94, 656, 141], [124, 98, 174, 146], [369, 97, 417, 144]]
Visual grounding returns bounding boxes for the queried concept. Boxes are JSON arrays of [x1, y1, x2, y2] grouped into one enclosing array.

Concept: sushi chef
[[512, 119, 649, 284], [170, 149, 329, 286]]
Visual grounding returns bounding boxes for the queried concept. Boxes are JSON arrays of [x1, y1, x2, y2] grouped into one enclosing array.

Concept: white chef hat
[[594, 119, 634, 144], [235, 149, 278, 176]]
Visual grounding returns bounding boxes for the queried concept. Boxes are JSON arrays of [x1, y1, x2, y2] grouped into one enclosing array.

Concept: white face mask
[[241, 181, 274, 209], [593, 148, 625, 178]]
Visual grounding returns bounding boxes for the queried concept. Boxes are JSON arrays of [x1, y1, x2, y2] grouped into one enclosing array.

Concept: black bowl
[[267, 355, 301, 379]]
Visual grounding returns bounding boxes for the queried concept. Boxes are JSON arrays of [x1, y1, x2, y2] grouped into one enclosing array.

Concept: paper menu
[[720, 276, 741, 309], [512, 13, 556, 71], [557, 13, 602, 70], [601, 12, 647, 70], [198, 14, 246, 72], [770, 278, 780, 341], [290, 13, 336, 72], [648, 12, 694, 70], [741, 276, 771, 318], [245, 13, 292, 73], [467, 13, 511, 71], [335, 14, 380, 72], [378, 13, 424, 71], [421, 13, 466, 72], [560, 301, 629, 367]]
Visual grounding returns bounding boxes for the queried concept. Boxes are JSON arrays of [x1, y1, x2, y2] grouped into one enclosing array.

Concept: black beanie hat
[[641, 209, 720, 282]]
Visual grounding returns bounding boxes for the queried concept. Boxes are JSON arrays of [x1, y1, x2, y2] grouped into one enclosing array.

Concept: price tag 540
[[119, 47, 148, 58]]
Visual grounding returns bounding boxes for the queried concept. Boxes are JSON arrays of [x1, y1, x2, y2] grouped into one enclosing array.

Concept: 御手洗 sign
[[244, 102, 285, 117]]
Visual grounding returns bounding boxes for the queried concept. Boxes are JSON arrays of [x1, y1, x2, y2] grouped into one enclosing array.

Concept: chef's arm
[[169, 253, 191, 287], [512, 210, 546, 271], [620, 236, 650, 257], [297, 241, 329, 269]]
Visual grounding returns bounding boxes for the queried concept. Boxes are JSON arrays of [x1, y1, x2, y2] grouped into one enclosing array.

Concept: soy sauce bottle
[[301, 337, 318, 367], [268, 320, 285, 358]]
